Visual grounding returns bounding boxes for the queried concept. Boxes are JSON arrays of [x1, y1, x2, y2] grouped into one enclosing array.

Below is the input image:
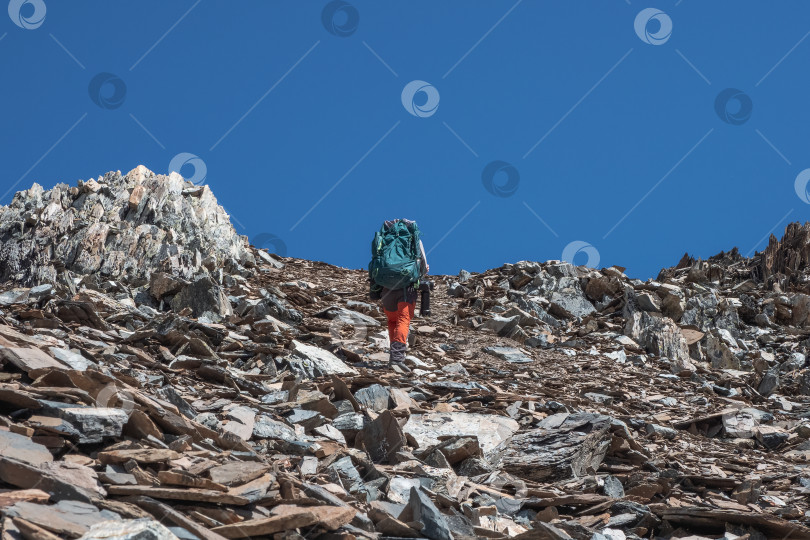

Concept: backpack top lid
[[384, 218, 416, 229]]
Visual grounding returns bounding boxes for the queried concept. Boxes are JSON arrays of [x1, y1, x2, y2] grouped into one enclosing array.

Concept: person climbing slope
[[368, 219, 429, 368]]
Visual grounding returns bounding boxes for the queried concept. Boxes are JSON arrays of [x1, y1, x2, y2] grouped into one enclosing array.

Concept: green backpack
[[369, 220, 422, 290]]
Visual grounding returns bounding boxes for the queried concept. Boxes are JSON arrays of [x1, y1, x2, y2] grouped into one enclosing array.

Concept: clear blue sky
[[3, 1, 809, 279]]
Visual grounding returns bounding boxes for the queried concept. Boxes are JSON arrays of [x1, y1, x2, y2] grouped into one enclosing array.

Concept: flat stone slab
[[0, 429, 53, 466], [315, 306, 380, 327], [285, 340, 358, 378], [403, 412, 519, 454], [49, 347, 96, 371], [482, 346, 533, 364]]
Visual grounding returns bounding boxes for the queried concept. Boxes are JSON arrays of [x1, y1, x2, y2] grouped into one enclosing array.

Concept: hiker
[[368, 219, 429, 367]]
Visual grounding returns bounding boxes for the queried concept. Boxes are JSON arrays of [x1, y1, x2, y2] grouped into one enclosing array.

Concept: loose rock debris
[[0, 168, 808, 538]]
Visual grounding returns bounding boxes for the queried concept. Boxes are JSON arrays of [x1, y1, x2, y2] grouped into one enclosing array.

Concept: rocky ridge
[[0, 168, 808, 539], [0, 165, 254, 288]]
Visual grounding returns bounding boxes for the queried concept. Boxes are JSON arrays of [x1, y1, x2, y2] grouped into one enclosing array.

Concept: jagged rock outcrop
[[0, 165, 253, 287]]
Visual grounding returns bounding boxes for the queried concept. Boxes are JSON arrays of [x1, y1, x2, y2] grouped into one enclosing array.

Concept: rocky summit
[[0, 168, 809, 540]]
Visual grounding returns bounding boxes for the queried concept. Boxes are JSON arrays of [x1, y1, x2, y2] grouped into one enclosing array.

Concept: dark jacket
[[380, 285, 418, 311]]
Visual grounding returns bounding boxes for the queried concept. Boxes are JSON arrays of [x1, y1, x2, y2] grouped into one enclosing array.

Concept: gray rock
[[388, 477, 429, 504], [78, 518, 177, 540], [585, 392, 614, 405], [479, 315, 520, 336], [602, 475, 625, 498], [253, 415, 296, 441], [0, 430, 53, 466], [637, 292, 661, 312], [457, 457, 493, 476], [549, 291, 596, 320], [285, 409, 326, 431], [447, 282, 466, 298], [525, 334, 549, 348], [40, 401, 129, 444], [0, 288, 29, 305], [483, 345, 533, 364], [441, 362, 469, 376], [489, 413, 613, 482], [315, 306, 380, 328], [354, 384, 392, 412], [155, 386, 197, 419], [755, 427, 789, 450], [332, 399, 356, 416], [170, 276, 232, 320], [759, 367, 780, 396], [404, 412, 519, 454], [404, 486, 454, 540], [624, 288, 693, 373], [193, 412, 220, 431], [332, 412, 365, 443], [29, 283, 55, 300], [49, 347, 96, 370], [260, 389, 289, 405], [722, 408, 772, 439], [424, 448, 452, 469], [284, 340, 358, 378], [704, 330, 740, 370], [149, 272, 186, 300], [329, 456, 365, 493], [645, 423, 677, 440]]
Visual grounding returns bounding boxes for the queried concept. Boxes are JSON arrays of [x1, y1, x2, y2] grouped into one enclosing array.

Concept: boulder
[[403, 412, 518, 454], [489, 413, 613, 482], [170, 276, 232, 320], [284, 340, 358, 378]]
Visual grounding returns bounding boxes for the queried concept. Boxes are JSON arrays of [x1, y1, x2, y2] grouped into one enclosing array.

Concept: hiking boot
[[389, 341, 408, 369]]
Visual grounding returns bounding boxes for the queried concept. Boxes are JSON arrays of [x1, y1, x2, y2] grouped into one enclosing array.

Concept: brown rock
[[207, 461, 270, 487], [98, 448, 181, 464], [107, 485, 250, 505], [211, 504, 355, 538], [0, 347, 63, 375]]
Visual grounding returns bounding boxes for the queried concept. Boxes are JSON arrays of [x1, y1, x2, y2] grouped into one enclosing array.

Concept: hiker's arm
[[418, 240, 429, 274]]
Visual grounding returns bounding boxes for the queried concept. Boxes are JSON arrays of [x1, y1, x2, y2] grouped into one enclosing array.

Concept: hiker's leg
[[390, 302, 412, 344], [397, 301, 415, 346], [387, 301, 413, 364], [384, 308, 398, 344]]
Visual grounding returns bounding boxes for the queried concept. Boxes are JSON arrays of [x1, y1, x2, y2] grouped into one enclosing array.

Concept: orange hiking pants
[[384, 301, 414, 345]]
